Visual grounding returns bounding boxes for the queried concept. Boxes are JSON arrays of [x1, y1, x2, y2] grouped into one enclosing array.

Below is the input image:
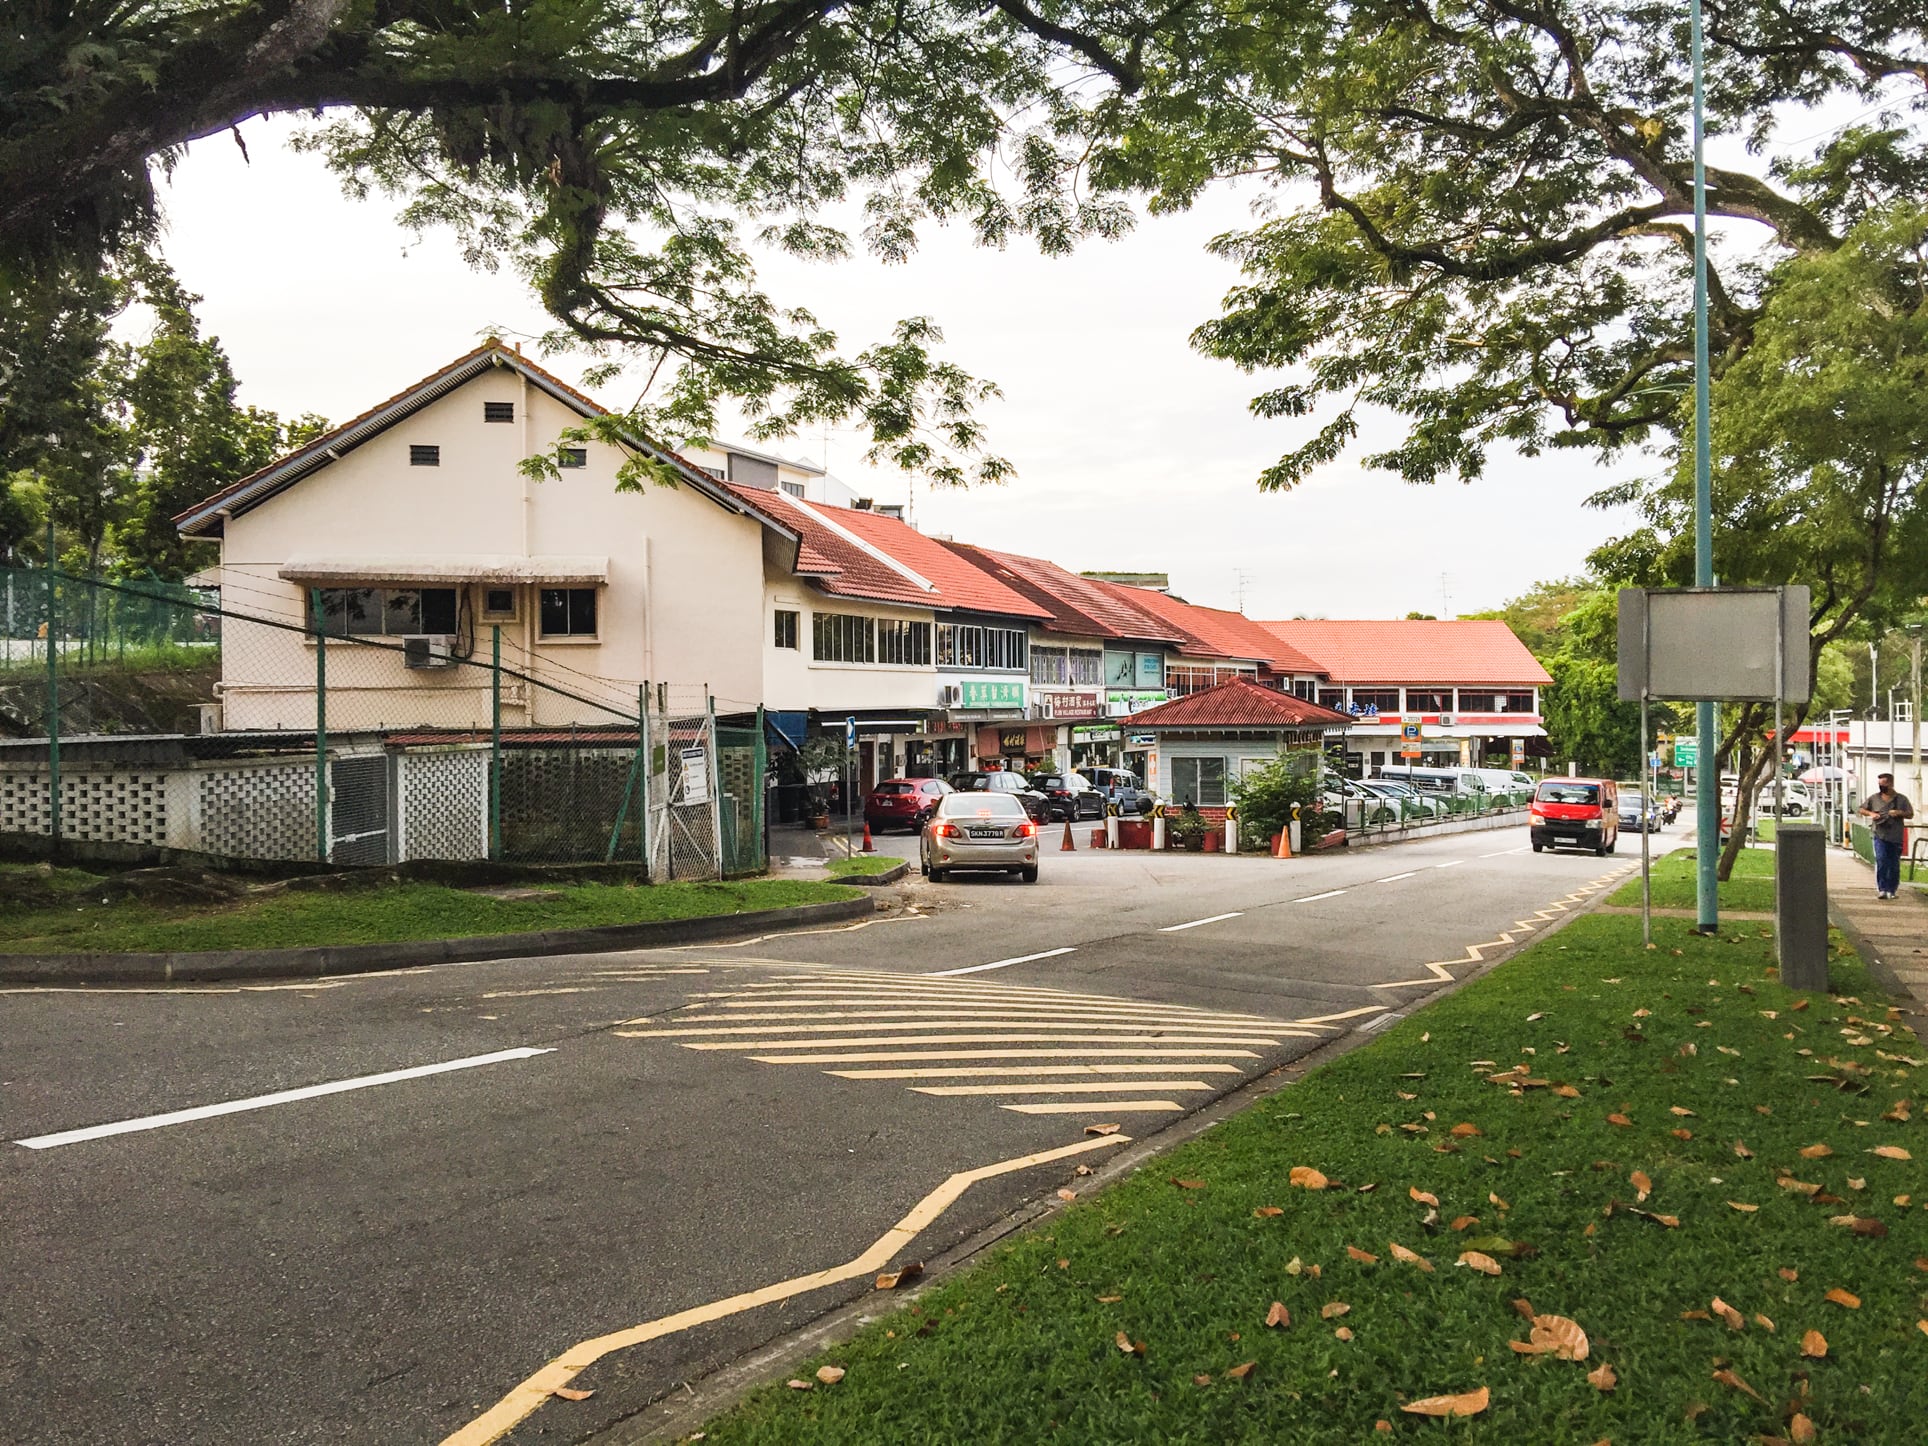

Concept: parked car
[[1374, 764, 1494, 798], [1617, 789, 1658, 834], [863, 777, 952, 834], [947, 770, 1048, 821], [1530, 777, 1619, 855], [920, 790, 1040, 883], [1359, 778, 1445, 820], [1758, 780, 1814, 816], [1327, 776, 1400, 827], [1078, 766, 1157, 815], [1027, 770, 1104, 822]]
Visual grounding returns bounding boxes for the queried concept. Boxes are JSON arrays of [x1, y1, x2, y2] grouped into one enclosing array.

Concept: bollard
[[1776, 823, 1829, 991], [1104, 812, 1119, 850], [1152, 812, 1167, 850], [1225, 817, 1239, 853]]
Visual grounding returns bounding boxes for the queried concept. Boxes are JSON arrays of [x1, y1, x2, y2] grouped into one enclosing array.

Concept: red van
[[1529, 778, 1619, 855]]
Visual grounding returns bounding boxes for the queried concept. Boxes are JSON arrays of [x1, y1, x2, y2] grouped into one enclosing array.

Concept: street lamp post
[[1690, 0, 1719, 934]]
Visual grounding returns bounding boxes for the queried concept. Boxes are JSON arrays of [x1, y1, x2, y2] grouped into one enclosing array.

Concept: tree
[[1464, 577, 1595, 658], [1, 0, 1190, 486], [1592, 201, 1928, 875], [1533, 589, 1679, 777], [1102, 2, 1928, 488]]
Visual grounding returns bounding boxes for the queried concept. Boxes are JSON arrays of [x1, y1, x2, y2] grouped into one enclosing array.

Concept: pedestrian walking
[[1859, 771, 1914, 899]]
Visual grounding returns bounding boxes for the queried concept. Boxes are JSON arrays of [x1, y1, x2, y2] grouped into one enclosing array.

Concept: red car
[[864, 777, 953, 833]]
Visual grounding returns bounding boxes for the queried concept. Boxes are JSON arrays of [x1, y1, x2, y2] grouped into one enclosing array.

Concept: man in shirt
[[1860, 772, 1914, 899]]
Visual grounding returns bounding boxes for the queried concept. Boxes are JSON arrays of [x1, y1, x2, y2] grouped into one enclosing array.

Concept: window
[[481, 587, 516, 620], [1031, 646, 1066, 684], [557, 447, 587, 469], [1457, 691, 1498, 712], [780, 480, 806, 498], [1350, 689, 1400, 712], [697, 464, 726, 481], [773, 609, 799, 650], [1317, 688, 1345, 710], [1503, 690, 1537, 713], [1170, 756, 1228, 806], [409, 444, 440, 466], [539, 587, 598, 638], [318, 586, 457, 636], [1070, 649, 1103, 686], [936, 623, 1027, 671], [1407, 688, 1454, 712], [813, 612, 874, 663], [877, 619, 932, 666], [484, 401, 514, 423]]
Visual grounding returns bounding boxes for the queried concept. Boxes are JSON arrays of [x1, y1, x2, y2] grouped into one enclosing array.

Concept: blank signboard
[[1617, 587, 1810, 703]]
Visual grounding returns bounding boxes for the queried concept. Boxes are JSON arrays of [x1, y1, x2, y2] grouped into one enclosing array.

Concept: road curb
[[0, 895, 877, 986], [584, 861, 1636, 1446], [828, 860, 910, 886]]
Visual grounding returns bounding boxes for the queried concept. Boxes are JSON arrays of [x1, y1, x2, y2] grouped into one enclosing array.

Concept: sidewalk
[[1826, 844, 1928, 1019]]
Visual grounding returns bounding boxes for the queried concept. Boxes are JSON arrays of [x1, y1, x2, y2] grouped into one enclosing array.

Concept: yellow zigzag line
[[1371, 868, 1635, 993]]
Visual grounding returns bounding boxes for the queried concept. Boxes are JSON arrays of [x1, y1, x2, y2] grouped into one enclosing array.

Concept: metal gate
[[330, 753, 391, 864], [647, 706, 722, 881]]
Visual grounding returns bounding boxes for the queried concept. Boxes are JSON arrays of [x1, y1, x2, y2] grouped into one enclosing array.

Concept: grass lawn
[[1610, 846, 1778, 913], [692, 914, 1928, 1445], [0, 863, 857, 953], [824, 854, 907, 878]]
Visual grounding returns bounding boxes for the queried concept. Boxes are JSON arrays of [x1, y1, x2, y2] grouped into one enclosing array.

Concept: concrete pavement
[[0, 821, 1689, 1445]]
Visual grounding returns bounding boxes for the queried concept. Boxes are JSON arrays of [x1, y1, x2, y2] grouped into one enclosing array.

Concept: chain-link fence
[[0, 563, 765, 878]]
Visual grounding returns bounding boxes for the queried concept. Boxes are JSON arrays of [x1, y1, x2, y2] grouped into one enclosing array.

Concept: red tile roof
[[1089, 581, 1325, 674], [1256, 619, 1551, 686], [726, 487, 1048, 618], [1125, 677, 1351, 730], [940, 544, 1187, 643]]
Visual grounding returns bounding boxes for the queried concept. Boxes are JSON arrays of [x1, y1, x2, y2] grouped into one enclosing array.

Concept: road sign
[[1401, 721, 1421, 742], [1674, 737, 1698, 768], [845, 715, 857, 748]]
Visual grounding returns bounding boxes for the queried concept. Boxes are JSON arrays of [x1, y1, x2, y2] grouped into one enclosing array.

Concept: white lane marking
[[1294, 889, 1347, 903], [750, 1048, 1264, 1064], [1434, 860, 1466, 869], [708, 988, 1277, 1020], [928, 947, 1077, 977], [1482, 846, 1527, 857], [693, 1004, 1278, 1023], [915, 1081, 1215, 1096], [675, 1032, 1297, 1050], [1003, 1100, 1184, 1114], [14, 1047, 554, 1151], [622, 1020, 1287, 1040], [1159, 912, 1245, 933], [829, 1064, 1248, 1079], [1293, 1006, 1394, 1026], [1376, 871, 1419, 883]]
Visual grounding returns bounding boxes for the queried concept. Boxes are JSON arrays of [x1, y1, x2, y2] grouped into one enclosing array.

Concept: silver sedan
[[920, 791, 1040, 883]]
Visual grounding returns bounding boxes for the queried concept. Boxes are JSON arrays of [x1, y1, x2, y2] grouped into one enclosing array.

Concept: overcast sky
[[149, 117, 1658, 620]]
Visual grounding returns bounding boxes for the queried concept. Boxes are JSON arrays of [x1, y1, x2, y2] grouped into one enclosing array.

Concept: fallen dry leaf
[[1451, 1214, 1479, 1231], [816, 1365, 845, 1385], [1489, 1192, 1510, 1209], [1791, 1412, 1817, 1445], [1288, 1166, 1327, 1190], [1511, 1298, 1536, 1320], [1400, 1386, 1490, 1418], [1554, 1083, 1582, 1099], [1587, 1361, 1617, 1392], [1800, 1143, 1833, 1159], [1410, 1186, 1439, 1206], [1711, 1367, 1765, 1403], [1727, 1201, 1760, 1212], [1824, 1287, 1861, 1310], [1779, 1267, 1800, 1282], [1375, 1423, 1392, 1434], [1334, 1325, 1353, 1341], [1779, 1177, 1822, 1196], [1606, 1113, 1633, 1128], [1346, 1246, 1379, 1264], [874, 1262, 924, 1290], [1450, 1122, 1482, 1138], [1873, 1144, 1913, 1160], [1711, 1298, 1745, 1330], [1631, 1170, 1653, 1201], [1253, 1205, 1283, 1218], [1085, 1122, 1122, 1136], [1172, 1177, 1206, 1190], [552, 1386, 595, 1401], [1056, 1189, 1077, 1202], [786, 1379, 814, 1391], [1525, 1314, 1590, 1361], [1322, 1301, 1351, 1320], [1265, 1301, 1290, 1328], [1389, 1242, 1435, 1272], [1457, 1251, 1503, 1276], [1753, 1313, 1775, 1332], [1193, 1373, 1212, 1387], [1671, 1128, 1694, 1141], [1670, 1106, 1697, 1117], [1096, 1294, 1122, 1303], [1114, 1331, 1145, 1357], [1734, 1140, 1755, 1159]]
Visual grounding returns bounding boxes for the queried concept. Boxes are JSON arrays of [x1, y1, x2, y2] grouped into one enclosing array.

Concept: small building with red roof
[[1122, 678, 1351, 811], [1257, 619, 1551, 773]]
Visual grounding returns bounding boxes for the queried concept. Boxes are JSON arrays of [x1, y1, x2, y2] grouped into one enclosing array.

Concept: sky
[[146, 117, 1658, 621]]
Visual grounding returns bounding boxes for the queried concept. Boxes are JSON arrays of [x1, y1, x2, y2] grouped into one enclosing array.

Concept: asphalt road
[[0, 818, 1689, 1445]]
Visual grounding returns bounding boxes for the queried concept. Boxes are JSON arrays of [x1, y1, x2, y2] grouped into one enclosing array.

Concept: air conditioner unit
[[403, 634, 458, 669], [938, 682, 963, 707]]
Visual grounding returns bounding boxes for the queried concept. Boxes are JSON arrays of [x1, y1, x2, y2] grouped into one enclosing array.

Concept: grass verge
[[0, 864, 858, 953], [824, 854, 907, 878], [1609, 846, 1777, 912], [691, 915, 1928, 1444]]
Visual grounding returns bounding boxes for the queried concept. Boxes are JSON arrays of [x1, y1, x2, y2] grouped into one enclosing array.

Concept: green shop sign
[[961, 680, 1026, 709]]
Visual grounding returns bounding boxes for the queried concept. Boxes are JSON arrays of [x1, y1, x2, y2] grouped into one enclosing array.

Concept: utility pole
[[1911, 626, 1922, 795], [1690, 0, 1719, 935]]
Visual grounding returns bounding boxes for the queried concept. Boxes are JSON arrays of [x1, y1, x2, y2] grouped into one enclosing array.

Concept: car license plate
[[967, 827, 1004, 839]]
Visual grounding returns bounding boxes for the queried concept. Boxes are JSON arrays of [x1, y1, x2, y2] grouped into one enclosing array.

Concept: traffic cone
[[1273, 825, 1293, 860], [861, 822, 875, 853], [1061, 819, 1076, 851]]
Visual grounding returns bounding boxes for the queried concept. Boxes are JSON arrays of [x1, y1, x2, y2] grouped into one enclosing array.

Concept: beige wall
[[759, 571, 938, 713], [214, 367, 765, 730]]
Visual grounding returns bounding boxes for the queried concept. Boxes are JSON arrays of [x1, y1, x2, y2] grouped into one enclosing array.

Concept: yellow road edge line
[[437, 1133, 1130, 1446]]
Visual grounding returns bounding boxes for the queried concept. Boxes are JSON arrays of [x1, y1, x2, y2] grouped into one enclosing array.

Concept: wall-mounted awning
[[278, 554, 609, 585]]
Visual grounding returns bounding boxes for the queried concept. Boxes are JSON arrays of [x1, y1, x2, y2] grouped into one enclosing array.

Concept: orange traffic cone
[[1272, 824, 1293, 859], [1061, 820, 1076, 851], [861, 822, 875, 853]]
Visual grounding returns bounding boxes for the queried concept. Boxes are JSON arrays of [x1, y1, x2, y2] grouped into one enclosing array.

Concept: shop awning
[[279, 554, 609, 585], [766, 711, 808, 749]]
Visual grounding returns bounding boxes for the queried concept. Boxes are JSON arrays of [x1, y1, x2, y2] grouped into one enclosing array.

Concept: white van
[[1374, 765, 1491, 796]]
